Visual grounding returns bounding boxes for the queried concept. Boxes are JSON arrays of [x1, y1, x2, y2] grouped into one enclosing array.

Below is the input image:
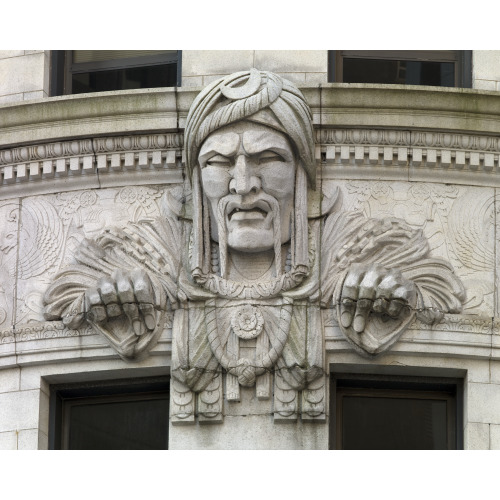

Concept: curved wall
[[1, 85, 500, 449]]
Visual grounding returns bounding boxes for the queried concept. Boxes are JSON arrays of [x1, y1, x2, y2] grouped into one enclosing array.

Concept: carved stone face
[[198, 122, 297, 253]]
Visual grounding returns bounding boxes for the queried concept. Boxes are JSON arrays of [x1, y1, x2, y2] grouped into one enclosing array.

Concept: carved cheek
[[200, 166, 232, 200], [260, 162, 296, 201]]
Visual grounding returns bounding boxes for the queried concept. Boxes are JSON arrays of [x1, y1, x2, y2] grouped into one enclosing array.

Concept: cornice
[[2, 85, 500, 149], [2, 85, 500, 198]]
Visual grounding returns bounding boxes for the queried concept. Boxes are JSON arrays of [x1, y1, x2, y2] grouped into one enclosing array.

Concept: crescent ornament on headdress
[[220, 68, 262, 100]]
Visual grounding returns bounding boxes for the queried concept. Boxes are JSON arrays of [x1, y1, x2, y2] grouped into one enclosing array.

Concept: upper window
[[50, 50, 181, 96], [328, 50, 472, 88]]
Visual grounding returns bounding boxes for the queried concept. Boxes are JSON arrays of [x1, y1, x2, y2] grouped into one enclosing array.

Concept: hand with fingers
[[85, 268, 157, 337], [339, 264, 417, 333]]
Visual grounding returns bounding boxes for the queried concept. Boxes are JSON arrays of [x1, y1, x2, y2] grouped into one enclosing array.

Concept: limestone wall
[[473, 50, 500, 91], [1, 85, 500, 449], [0, 51, 50, 104], [4, 50, 500, 100], [181, 50, 328, 87]]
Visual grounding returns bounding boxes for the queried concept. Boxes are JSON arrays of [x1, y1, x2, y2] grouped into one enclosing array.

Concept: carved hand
[[85, 268, 157, 336], [339, 264, 417, 333]]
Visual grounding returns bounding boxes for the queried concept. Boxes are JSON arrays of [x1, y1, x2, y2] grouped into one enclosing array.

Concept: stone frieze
[[39, 70, 466, 424]]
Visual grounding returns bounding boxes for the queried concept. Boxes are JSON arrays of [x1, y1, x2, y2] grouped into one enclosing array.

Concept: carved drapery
[[0, 72, 477, 426]]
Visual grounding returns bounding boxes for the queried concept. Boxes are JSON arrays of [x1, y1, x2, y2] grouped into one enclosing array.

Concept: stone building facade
[[1, 50, 500, 449]]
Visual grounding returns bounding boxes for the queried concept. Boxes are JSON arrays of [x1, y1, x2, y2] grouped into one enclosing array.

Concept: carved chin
[[227, 227, 275, 252]]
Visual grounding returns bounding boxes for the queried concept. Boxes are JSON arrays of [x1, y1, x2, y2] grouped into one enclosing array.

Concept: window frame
[[49, 376, 170, 450], [50, 50, 182, 96], [330, 373, 463, 450], [328, 50, 472, 88]]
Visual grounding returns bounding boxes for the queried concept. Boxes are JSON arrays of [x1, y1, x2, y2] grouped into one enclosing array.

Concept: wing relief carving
[[41, 69, 467, 423]]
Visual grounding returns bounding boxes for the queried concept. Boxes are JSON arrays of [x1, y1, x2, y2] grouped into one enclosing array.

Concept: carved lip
[[226, 200, 271, 222]]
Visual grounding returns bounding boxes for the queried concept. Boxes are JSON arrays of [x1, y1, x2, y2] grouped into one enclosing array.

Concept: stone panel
[[17, 429, 40, 450], [496, 189, 500, 317], [334, 180, 494, 316], [305, 72, 328, 85], [490, 424, 500, 450], [169, 414, 329, 449], [0, 367, 20, 393], [464, 422, 490, 450], [17, 428, 48, 450], [276, 72, 306, 85], [0, 199, 20, 328], [0, 52, 46, 96], [0, 390, 42, 432], [0, 430, 18, 450], [254, 50, 327, 73], [0, 93, 22, 104], [489, 360, 500, 385], [467, 382, 500, 425], [473, 50, 500, 82], [182, 50, 254, 77], [23, 90, 47, 100], [474, 79, 497, 91], [15, 185, 173, 325], [0, 51, 24, 59], [180, 76, 203, 87]]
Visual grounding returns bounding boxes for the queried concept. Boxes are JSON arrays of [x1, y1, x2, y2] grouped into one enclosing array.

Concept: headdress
[[184, 69, 316, 188]]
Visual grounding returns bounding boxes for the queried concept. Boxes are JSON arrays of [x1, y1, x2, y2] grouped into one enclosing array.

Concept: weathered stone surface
[[0, 52, 46, 97], [255, 50, 327, 73], [473, 51, 500, 82], [467, 382, 500, 425], [464, 422, 490, 450], [182, 51, 254, 77], [2, 65, 500, 448], [0, 390, 42, 433], [168, 414, 329, 450], [37, 70, 465, 433], [0, 199, 19, 328], [0, 431, 18, 449], [489, 424, 500, 450]]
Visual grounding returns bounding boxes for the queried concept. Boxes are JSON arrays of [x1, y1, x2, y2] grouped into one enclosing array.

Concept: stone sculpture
[[43, 69, 466, 422]]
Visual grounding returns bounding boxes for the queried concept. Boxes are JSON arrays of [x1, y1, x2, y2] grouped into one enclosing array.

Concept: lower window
[[49, 377, 169, 450], [331, 374, 462, 450]]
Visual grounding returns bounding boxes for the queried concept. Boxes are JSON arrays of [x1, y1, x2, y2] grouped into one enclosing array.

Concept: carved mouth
[[228, 207, 268, 221], [226, 200, 271, 222]]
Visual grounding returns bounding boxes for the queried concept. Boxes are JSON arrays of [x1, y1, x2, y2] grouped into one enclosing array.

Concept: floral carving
[[42, 70, 466, 424]]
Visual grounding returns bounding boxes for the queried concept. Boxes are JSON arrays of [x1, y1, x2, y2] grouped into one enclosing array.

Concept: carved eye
[[206, 155, 231, 167], [258, 151, 285, 164]]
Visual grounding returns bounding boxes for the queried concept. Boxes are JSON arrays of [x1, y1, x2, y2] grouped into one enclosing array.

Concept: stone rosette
[[231, 305, 264, 340]]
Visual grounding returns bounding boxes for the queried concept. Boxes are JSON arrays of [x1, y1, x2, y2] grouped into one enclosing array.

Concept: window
[[49, 377, 169, 450], [331, 374, 463, 450], [50, 50, 181, 96], [328, 50, 472, 88]]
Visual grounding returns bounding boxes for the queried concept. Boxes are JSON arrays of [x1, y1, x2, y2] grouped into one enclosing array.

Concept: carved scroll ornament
[[43, 69, 466, 422]]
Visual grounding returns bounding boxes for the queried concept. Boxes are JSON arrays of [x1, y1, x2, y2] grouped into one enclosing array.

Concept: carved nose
[[229, 155, 260, 195]]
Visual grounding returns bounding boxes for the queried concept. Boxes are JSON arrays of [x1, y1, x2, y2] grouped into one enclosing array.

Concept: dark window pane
[[67, 396, 169, 450], [73, 50, 174, 64], [72, 63, 177, 94], [343, 58, 455, 87], [341, 395, 448, 450]]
